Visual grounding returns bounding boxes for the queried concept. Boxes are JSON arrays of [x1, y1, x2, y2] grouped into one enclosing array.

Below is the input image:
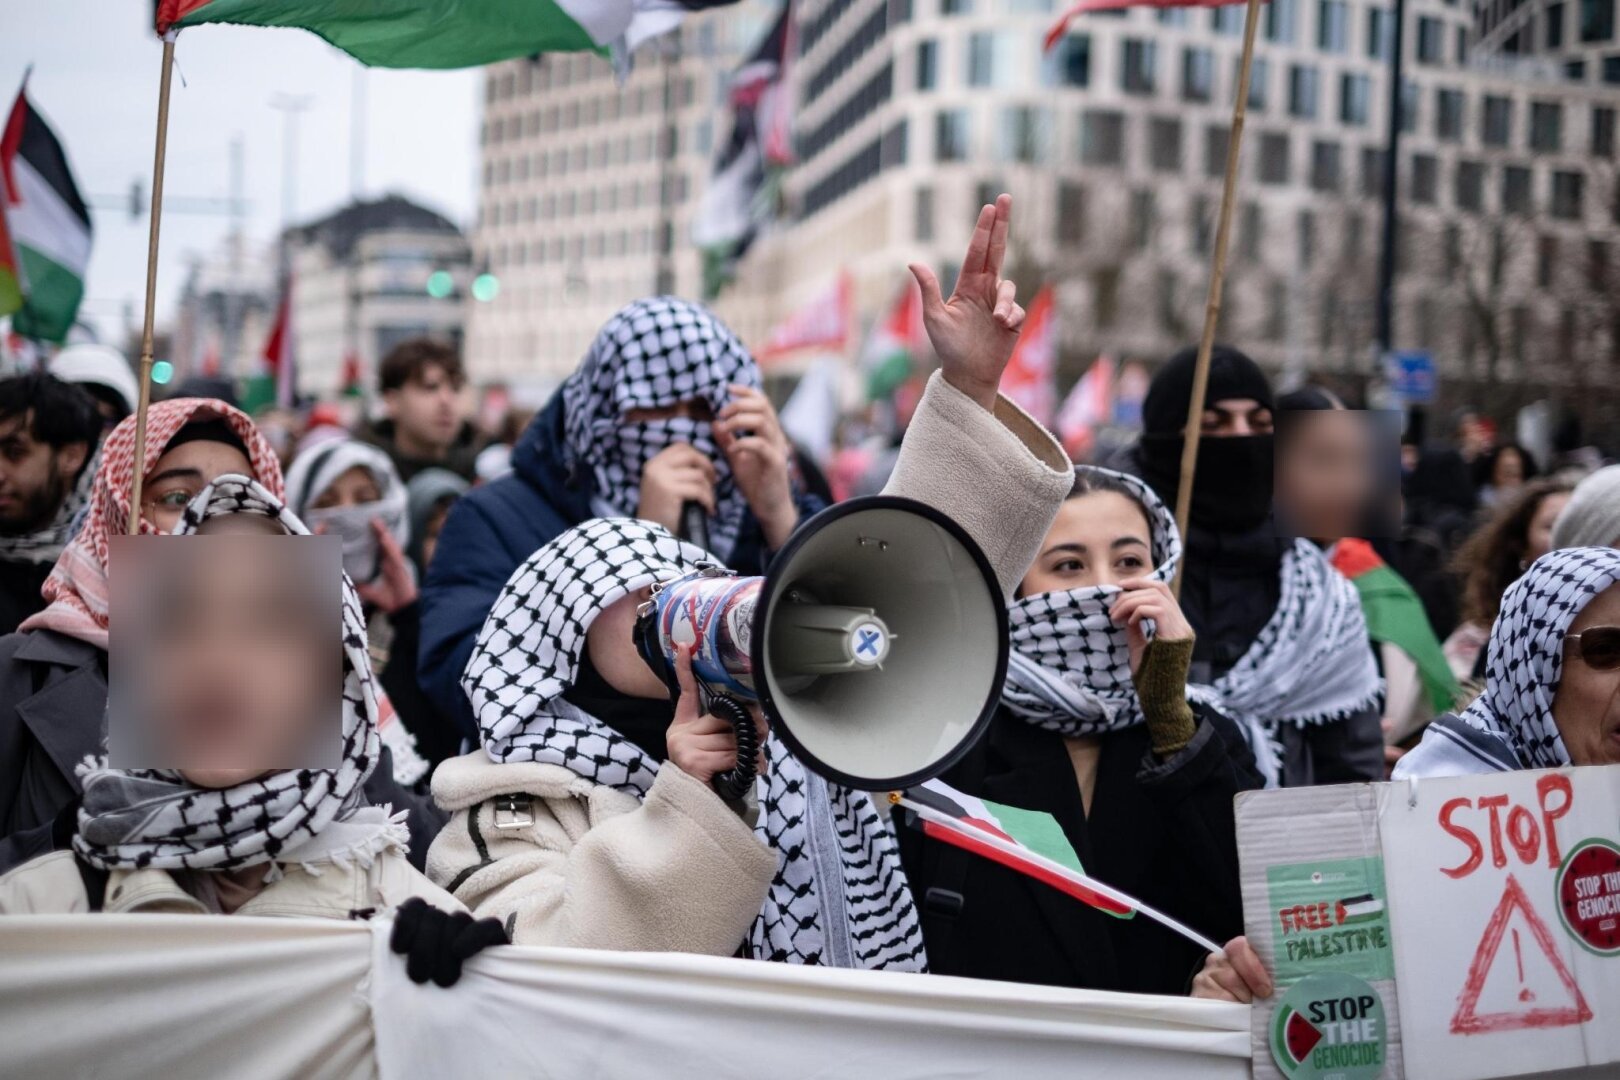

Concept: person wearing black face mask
[[1123, 345, 1385, 787]]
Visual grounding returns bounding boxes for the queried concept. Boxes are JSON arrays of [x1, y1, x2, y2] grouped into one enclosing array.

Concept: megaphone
[[634, 495, 1007, 797]]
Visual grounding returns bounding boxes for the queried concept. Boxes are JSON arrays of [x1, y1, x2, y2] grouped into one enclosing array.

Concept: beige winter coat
[[429, 371, 1072, 954], [0, 845, 463, 918]]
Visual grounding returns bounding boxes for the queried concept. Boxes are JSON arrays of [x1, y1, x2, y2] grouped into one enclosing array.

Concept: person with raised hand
[[426, 195, 1075, 967]]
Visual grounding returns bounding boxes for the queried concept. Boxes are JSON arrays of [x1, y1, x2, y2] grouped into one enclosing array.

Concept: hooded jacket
[[416, 392, 825, 741]]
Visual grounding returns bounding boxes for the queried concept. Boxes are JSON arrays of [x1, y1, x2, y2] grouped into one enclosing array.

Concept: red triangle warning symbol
[[1451, 874, 1593, 1035]]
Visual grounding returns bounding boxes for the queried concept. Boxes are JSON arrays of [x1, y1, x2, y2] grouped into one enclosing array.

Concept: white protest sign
[[1379, 765, 1620, 1080]]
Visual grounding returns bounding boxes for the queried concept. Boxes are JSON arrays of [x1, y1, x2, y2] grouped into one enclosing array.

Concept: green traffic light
[[472, 273, 500, 302], [151, 360, 174, 385], [426, 270, 454, 299]]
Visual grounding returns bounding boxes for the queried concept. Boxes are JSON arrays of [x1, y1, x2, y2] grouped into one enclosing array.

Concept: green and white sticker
[[1267, 856, 1395, 982], [1271, 971, 1388, 1080]]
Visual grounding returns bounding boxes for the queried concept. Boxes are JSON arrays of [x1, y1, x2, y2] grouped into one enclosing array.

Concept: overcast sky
[[5, 2, 481, 346]]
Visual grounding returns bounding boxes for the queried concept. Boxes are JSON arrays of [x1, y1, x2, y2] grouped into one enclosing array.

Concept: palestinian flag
[[241, 278, 295, 414], [860, 280, 925, 402], [1330, 539, 1460, 713], [0, 197, 21, 319], [1335, 893, 1384, 926], [156, 0, 734, 69], [1, 84, 92, 344], [898, 780, 1227, 953]]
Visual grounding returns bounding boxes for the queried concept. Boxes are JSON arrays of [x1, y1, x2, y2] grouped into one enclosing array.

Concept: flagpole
[[127, 33, 177, 535], [1171, 0, 1264, 598]]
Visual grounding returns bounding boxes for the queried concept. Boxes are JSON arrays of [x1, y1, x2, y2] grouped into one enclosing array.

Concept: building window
[[1191, 195, 1212, 254], [1454, 160, 1485, 210], [1267, 0, 1297, 41], [1595, 106, 1617, 156], [1094, 269, 1120, 329], [1436, 88, 1465, 140], [1057, 182, 1085, 244], [967, 31, 1017, 89], [1341, 73, 1370, 125], [915, 186, 935, 241], [1259, 132, 1291, 184], [1536, 235, 1558, 287], [1547, 1, 1567, 46], [1401, 81, 1419, 133], [1240, 202, 1263, 260], [941, 0, 971, 14], [998, 106, 1049, 163], [1183, 47, 1215, 102], [1607, 55, 1620, 82], [1530, 102, 1563, 151], [1130, 189, 1156, 250], [1310, 140, 1342, 191], [1213, 5, 1245, 34], [1589, 238, 1611, 288], [1581, 0, 1615, 41], [1149, 117, 1184, 171], [1289, 65, 1319, 118], [1122, 39, 1158, 94], [1205, 125, 1231, 177], [1318, 0, 1349, 51], [1410, 154, 1438, 203], [1367, 7, 1392, 58], [1552, 170, 1584, 218], [1043, 34, 1091, 87], [1360, 146, 1386, 196], [916, 40, 938, 90], [935, 109, 971, 161], [1502, 166, 1533, 214], [1080, 110, 1126, 165], [1298, 209, 1316, 269], [1416, 17, 1444, 62], [1483, 96, 1513, 146], [1344, 210, 1365, 263], [1245, 57, 1271, 110]]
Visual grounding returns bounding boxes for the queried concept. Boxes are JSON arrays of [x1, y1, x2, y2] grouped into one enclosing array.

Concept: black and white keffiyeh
[[1190, 539, 1384, 787], [463, 517, 926, 971], [72, 475, 409, 876], [1397, 547, 1620, 778], [560, 297, 760, 560], [1003, 468, 1181, 736], [0, 444, 98, 565]]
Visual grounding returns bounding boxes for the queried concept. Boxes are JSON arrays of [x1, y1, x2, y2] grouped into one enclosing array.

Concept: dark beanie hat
[[1141, 345, 1273, 436], [162, 418, 251, 460]]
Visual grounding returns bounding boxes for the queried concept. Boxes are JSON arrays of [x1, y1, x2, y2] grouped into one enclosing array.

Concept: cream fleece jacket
[[429, 373, 1072, 954]]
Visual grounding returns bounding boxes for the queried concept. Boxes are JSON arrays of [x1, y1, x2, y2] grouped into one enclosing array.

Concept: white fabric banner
[[0, 915, 1251, 1080]]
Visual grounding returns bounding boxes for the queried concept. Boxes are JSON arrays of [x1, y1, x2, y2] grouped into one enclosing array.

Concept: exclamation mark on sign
[[1513, 928, 1535, 1003]]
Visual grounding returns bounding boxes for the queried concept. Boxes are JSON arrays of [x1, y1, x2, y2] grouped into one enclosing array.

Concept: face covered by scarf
[[1135, 344, 1276, 534], [1002, 468, 1182, 736], [285, 439, 409, 585], [73, 475, 408, 877], [560, 297, 761, 560], [462, 517, 926, 971], [19, 398, 285, 650]]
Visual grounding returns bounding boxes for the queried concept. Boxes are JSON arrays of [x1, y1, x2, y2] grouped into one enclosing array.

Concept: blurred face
[[132, 533, 334, 788], [1020, 491, 1154, 595], [1492, 448, 1526, 490], [1526, 492, 1572, 565], [386, 363, 463, 455], [310, 465, 382, 510], [1201, 398, 1274, 437], [1276, 412, 1376, 540], [1551, 584, 1620, 766], [142, 439, 255, 533], [0, 412, 86, 534]]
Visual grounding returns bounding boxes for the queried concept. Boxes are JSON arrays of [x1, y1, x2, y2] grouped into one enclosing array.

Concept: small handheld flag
[[897, 779, 1224, 956]]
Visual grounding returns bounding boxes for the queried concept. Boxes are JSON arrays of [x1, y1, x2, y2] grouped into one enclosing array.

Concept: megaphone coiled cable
[[707, 693, 759, 802]]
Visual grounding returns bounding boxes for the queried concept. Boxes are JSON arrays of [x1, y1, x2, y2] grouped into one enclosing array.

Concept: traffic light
[[151, 360, 174, 385], [472, 273, 499, 302], [426, 270, 454, 299]]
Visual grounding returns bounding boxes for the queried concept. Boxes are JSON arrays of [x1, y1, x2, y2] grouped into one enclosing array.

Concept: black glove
[[389, 897, 509, 987]]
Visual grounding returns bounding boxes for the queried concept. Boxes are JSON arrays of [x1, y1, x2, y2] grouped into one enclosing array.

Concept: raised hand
[[716, 384, 799, 550], [908, 194, 1024, 412]]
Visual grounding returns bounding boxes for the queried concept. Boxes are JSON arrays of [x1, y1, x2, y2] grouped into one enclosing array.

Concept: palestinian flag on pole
[[860, 280, 925, 402], [1330, 538, 1461, 712], [156, 0, 733, 70], [1, 82, 92, 344], [0, 196, 22, 320], [897, 779, 1225, 955], [242, 278, 295, 413]]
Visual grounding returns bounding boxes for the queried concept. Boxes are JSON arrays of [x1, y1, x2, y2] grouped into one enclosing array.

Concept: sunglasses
[[1565, 627, 1620, 671]]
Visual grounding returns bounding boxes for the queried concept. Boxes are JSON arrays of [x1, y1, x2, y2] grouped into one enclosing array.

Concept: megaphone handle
[[679, 499, 711, 553], [706, 693, 759, 803]]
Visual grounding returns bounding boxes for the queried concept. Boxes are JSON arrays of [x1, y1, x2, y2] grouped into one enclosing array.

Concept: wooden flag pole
[[127, 33, 178, 535], [1171, 0, 1264, 598]]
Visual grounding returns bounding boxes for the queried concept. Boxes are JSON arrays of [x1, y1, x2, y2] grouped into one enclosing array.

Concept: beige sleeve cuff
[[883, 371, 1073, 599]]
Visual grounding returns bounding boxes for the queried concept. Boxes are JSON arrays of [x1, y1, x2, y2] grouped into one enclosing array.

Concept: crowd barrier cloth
[[0, 914, 1251, 1080]]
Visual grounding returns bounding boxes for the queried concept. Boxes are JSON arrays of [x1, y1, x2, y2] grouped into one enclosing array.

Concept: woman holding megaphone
[[426, 196, 1076, 968], [896, 465, 1268, 996]]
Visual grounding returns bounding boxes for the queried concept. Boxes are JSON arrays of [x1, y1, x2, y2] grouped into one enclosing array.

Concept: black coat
[[0, 559, 52, 638], [0, 628, 447, 875], [896, 704, 1263, 995]]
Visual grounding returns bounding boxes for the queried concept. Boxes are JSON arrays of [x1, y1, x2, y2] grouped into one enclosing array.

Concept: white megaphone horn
[[634, 495, 1007, 797]]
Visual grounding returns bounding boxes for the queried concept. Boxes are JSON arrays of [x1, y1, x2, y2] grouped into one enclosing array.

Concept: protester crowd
[[0, 196, 1615, 1011]]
